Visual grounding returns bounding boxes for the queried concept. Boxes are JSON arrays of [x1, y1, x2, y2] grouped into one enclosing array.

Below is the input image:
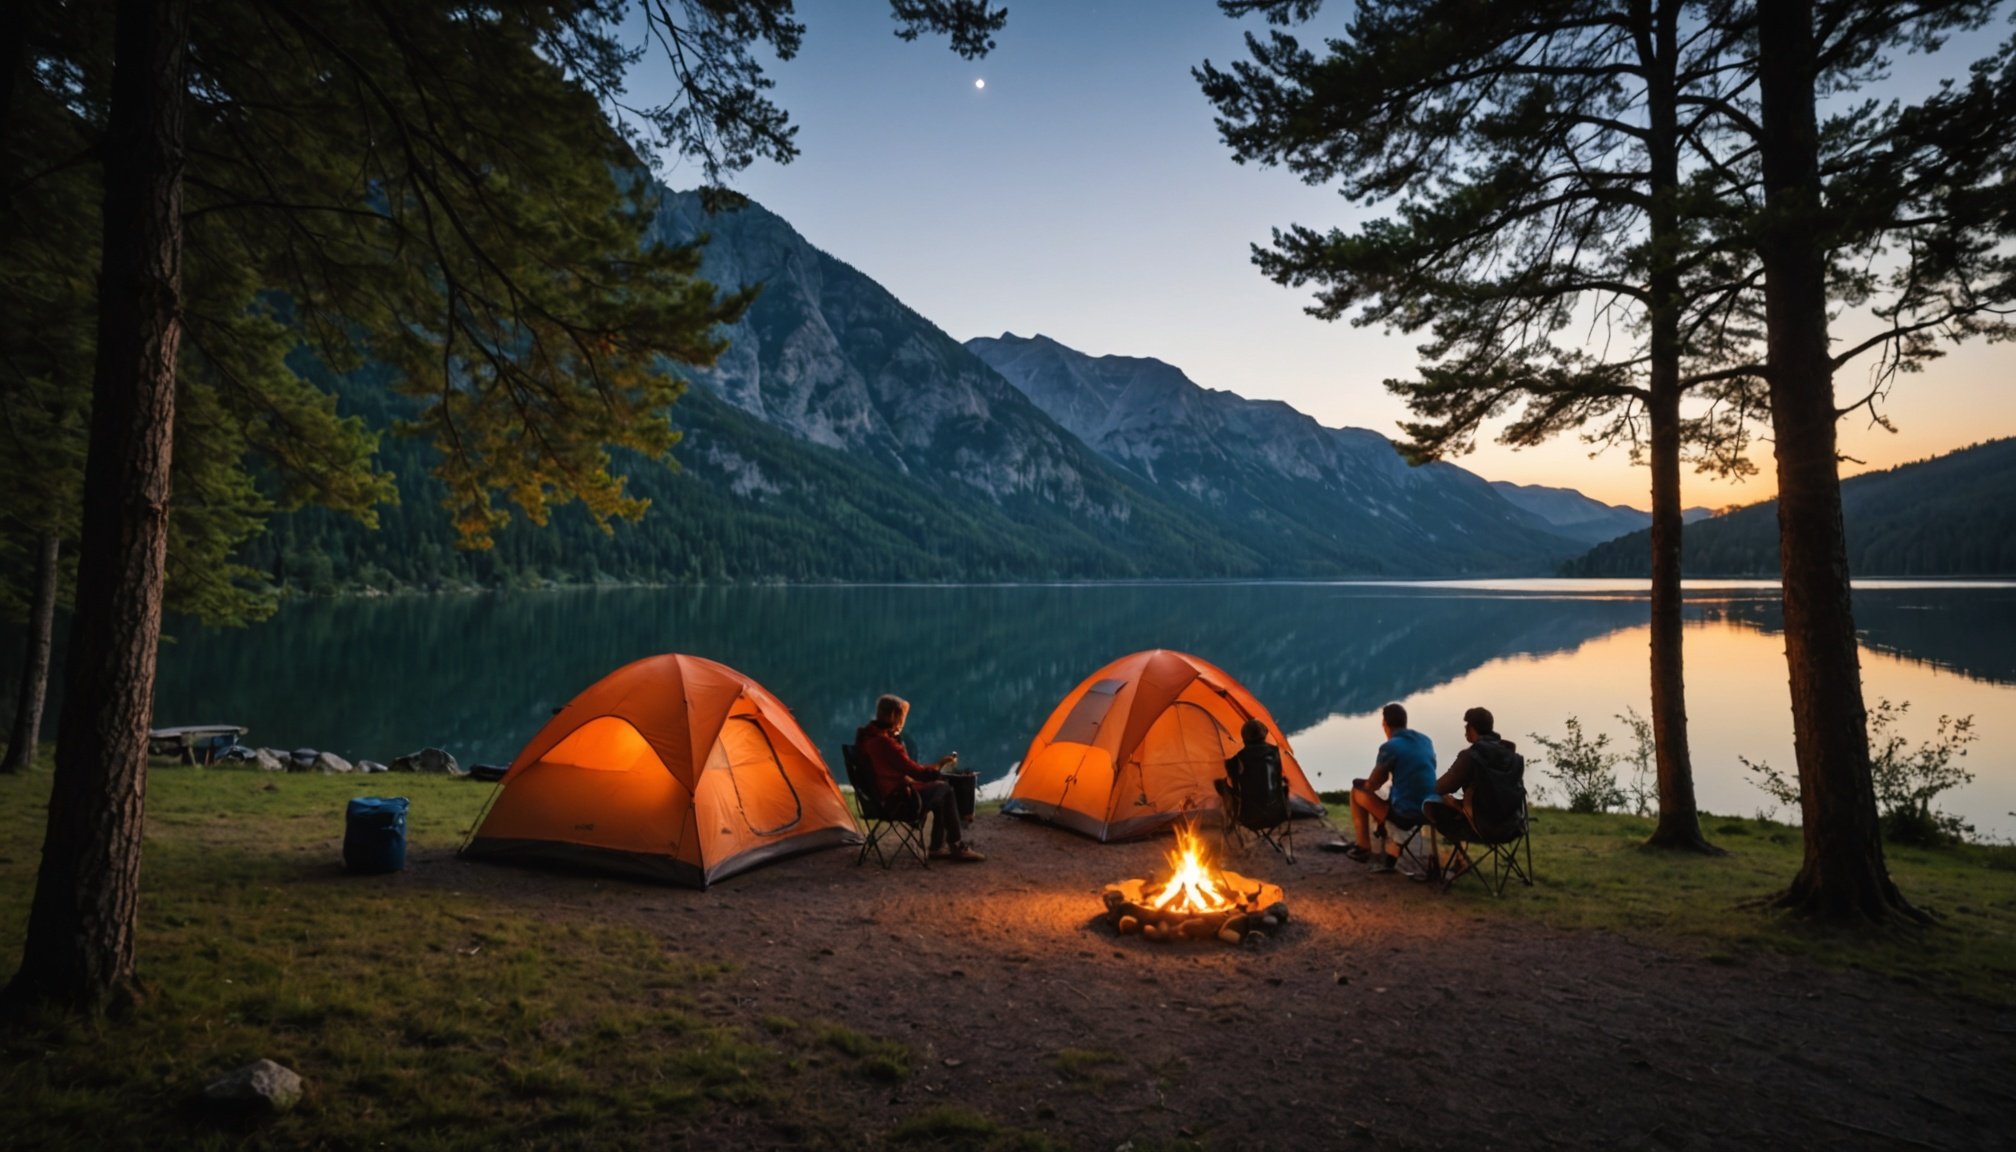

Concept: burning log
[[1100, 822, 1289, 947]]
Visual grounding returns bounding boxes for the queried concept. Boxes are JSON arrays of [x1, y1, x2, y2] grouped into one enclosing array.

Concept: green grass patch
[[1050, 1046, 1126, 1085], [0, 760, 930, 1149], [1472, 808, 2016, 1002], [887, 1105, 1064, 1152], [813, 1019, 911, 1082]]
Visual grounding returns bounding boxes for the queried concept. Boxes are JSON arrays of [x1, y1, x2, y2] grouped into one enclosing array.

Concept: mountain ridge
[[1489, 481, 1714, 546], [1562, 438, 2016, 577], [963, 330, 1585, 572]]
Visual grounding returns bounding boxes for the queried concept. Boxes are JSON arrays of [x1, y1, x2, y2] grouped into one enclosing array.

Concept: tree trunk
[[0, 0, 30, 160], [0, 534, 60, 774], [1755, 0, 1916, 923], [1638, 0, 1714, 852], [4, 0, 188, 1016]]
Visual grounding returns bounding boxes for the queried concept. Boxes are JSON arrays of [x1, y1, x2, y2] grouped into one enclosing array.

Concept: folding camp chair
[[1379, 809, 1438, 879], [1220, 754, 1296, 865], [840, 744, 929, 870], [1430, 799, 1533, 896]]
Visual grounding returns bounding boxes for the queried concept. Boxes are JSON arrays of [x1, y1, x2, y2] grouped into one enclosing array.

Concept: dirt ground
[[415, 815, 2016, 1151]]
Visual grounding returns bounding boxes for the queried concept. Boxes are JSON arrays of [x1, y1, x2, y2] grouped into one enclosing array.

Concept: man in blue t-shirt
[[1344, 702, 1437, 868]]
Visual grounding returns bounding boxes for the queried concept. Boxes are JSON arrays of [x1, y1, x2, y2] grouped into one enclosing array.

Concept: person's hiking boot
[[1340, 844, 1373, 864], [949, 845, 986, 863], [928, 846, 951, 859], [1371, 855, 1399, 874]]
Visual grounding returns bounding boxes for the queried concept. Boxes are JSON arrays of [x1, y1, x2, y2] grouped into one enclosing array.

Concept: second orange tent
[[1003, 649, 1324, 841]]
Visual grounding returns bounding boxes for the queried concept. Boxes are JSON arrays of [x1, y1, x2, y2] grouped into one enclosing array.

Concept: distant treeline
[[1563, 438, 2016, 578], [241, 371, 1270, 592]]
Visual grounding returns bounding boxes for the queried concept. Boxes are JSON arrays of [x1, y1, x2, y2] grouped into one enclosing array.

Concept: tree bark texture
[[0, 0, 30, 166], [1755, 0, 1915, 922], [1638, 0, 1712, 852], [0, 534, 60, 775], [6, 0, 188, 1014]]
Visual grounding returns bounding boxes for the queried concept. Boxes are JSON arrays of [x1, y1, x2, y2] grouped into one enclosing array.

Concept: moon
[[974, 78, 985, 90]]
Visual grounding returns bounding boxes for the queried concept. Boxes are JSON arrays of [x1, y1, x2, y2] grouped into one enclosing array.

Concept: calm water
[[121, 581, 2016, 839]]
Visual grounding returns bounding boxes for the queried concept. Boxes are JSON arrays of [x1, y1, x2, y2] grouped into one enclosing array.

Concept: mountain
[[1489, 482, 1713, 546], [963, 332, 1584, 572], [244, 190, 1596, 589], [1562, 438, 2016, 577]]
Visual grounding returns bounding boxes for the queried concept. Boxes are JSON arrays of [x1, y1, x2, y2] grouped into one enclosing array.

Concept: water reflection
[[140, 585, 1652, 775], [7, 581, 2009, 839]]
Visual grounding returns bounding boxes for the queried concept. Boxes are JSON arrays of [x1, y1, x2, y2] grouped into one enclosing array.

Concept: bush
[[1529, 717, 1625, 814], [1740, 697, 1977, 847]]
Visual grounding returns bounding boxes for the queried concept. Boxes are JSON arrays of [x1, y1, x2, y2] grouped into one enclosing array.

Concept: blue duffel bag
[[344, 796, 410, 874]]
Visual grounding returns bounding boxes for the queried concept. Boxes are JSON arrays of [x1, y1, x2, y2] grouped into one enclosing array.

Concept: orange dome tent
[[1002, 649, 1324, 841], [463, 654, 859, 887]]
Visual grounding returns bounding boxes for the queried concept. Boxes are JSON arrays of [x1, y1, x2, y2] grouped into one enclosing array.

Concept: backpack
[[1467, 738, 1527, 839], [1226, 744, 1288, 828]]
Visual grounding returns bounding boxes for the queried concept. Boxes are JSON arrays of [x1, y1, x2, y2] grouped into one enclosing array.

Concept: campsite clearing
[[1, 763, 2013, 1150]]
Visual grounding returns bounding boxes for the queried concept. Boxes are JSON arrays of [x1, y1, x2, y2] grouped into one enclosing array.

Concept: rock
[[1116, 915, 1140, 936], [1217, 927, 1242, 945], [253, 748, 287, 772], [391, 747, 462, 776], [313, 751, 354, 774], [203, 1058, 303, 1114], [357, 760, 388, 774], [288, 748, 318, 772]]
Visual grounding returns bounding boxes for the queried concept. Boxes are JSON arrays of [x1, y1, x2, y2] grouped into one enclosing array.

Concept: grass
[[1, 762, 2012, 1147], [1438, 807, 2016, 1002], [0, 754, 953, 1150]]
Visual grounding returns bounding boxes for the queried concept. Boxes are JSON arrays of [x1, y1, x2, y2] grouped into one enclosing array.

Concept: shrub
[[1529, 717, 1624, 814], [1615, 707, 1656, 818], [1740, 698, 1977, 846]]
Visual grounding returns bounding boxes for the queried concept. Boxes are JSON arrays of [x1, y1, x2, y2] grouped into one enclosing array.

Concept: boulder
[[357, 760, 389, 774], [203, 1058, 303, 1114], [288, 748, 318, 772], [313, 751, 354, 774], [391, 747, 462, 776], [253, 748, 288, 773]]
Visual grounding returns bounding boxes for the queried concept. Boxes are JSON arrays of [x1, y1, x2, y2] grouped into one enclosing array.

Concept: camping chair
[[1220, 753, 1296, 865], [1379, 809, 1438, 879], [840, 744, 929, 870], [1431, 799, 1533, 896]]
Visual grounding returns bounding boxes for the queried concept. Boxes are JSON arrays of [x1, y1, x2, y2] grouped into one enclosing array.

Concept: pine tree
[[2, 0, 1008, 1016], [1198, 0, 1767, 852]]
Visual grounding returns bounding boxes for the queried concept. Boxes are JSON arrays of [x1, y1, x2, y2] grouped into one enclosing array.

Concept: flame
[[1144, 821, 1235, 915]]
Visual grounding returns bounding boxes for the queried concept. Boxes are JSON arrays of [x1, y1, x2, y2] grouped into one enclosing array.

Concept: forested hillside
[[1562, 439, 2016, 577], [240, 190, 1588, 591]]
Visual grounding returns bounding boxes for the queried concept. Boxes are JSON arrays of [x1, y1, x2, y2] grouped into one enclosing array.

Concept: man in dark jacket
[[855, 694, 984, 862], [1424, 706, 1525, 842]]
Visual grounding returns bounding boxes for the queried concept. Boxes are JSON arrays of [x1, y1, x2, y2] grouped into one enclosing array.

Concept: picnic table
[[148, 724, 248, 765]]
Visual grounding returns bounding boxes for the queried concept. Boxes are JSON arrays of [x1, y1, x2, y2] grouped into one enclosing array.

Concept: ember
[[1102, 822, 1288, 945]]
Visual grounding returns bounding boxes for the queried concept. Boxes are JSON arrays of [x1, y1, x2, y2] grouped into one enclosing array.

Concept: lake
[[127, 580, 2016, 841]]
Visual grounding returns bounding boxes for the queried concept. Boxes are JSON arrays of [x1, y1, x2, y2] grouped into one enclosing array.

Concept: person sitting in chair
[[855, 693, 984, 863], [1219, 718, 1287, 827], [1424, 705, 1524, 843], [1344, 702, 1436, 869]]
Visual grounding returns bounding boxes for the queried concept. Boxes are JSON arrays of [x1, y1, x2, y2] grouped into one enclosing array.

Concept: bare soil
[[416, 816, 2016, 1151]]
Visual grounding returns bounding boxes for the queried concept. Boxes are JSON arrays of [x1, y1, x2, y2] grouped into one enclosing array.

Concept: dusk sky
[[632, 2, 2014, 510]]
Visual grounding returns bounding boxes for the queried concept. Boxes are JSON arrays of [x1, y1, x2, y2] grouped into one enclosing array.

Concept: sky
[[626, 1, 2015, 510]]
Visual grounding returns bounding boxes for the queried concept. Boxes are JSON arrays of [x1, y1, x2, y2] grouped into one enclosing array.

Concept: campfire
[[1101, 821, 1288, 945]]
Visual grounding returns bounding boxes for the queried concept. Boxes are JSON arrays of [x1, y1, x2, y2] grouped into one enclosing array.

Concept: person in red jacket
[[855, 694, 985, 862]]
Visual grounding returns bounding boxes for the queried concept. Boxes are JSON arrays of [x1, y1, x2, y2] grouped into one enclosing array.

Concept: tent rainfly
[[1003, 649, 1324, 841], [463, 654, 859, 887]]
